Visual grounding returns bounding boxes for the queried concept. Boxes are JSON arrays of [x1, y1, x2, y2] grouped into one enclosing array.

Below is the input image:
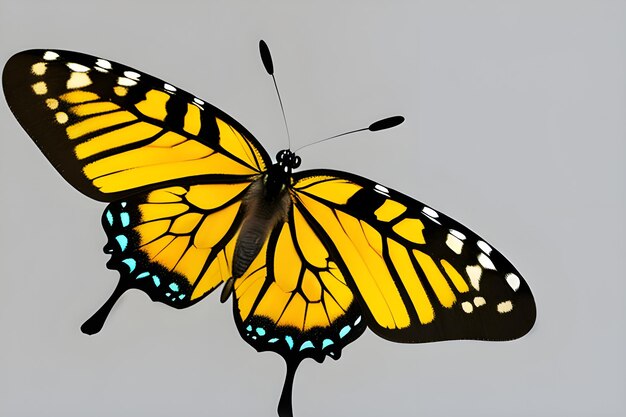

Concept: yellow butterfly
[[2, 42, 535, 417]]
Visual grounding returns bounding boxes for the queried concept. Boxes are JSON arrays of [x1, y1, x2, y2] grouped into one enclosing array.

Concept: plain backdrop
[[1, 1, 625, 416]]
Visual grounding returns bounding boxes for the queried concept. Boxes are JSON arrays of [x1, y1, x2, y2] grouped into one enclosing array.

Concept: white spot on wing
[[31, 81, 47, 95], [96, 58, 112, 70], [449, 229, 466, 240], [55, 112, 68, 124], [66, 72, 92, 89], [43, 51, 59, 61], [67, 62, 90, 72], [164, 83, 176, 92], [124, 71, 140, 80], [461, 302, 473, 313], [478, 253, 496, 270], [505, 273, 521, 292], [473, 296, 486, 307], [446, 234, 463, 255], [422, 206, 441, 225], [497, 301, 513, 313], [117, 77, 137, 87], [46, 98, 58, 110], [422, 206, 438, 218], [466, 265, 482, 291], [477, 240, 492, 255], [193, 97, 204, 105], [31, 62, 46, 76], [374, 184, 390, 196]]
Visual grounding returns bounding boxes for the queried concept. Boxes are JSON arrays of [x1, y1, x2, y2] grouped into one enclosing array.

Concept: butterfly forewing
[[2, 49, 270, 202], [292, 170, 536, 343]]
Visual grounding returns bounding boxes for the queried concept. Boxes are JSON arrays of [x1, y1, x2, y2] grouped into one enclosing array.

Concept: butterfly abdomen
[[232, 176, 291, 279]]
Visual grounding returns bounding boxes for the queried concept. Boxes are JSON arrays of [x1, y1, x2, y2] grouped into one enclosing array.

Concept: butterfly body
[[3, 46, 536, 417], [232, 154, 294, 280]]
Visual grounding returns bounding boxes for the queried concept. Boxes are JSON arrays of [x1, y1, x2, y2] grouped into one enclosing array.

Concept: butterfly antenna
[[260, 40, 292, 150], [294, 115, 405, 153]]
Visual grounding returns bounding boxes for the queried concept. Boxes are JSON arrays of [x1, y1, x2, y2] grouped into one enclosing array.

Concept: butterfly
[[2, 42, 536, 417]]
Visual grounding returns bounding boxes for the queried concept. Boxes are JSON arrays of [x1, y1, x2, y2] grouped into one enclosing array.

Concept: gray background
[[1, 1, 624, 416]]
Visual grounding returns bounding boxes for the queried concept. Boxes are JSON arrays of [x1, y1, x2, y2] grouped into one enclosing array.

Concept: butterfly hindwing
[[232, 205, 367, 364], [2, 49, 270, 202], [83, 181, 252, 334], [292, 170, 536, 343]]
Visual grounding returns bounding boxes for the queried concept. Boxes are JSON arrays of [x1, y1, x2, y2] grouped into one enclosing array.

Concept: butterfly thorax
[[230, 150, 299, 280]]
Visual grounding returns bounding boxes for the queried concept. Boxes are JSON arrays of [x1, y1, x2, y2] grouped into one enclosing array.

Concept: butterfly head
[[276, 149, 301, 173], [262, 150, 300, 198]]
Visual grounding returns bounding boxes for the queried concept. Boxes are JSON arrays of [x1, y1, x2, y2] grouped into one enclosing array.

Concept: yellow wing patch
[[234, 211, 356, 333], [413, 249, 456, 308], [295, 176, 362, 205], [392, 218, 426, 244], [374, 199, 406, 222], [130, 183, 248, 301], [135, 89, 169, 121], [86, 143, 256, 194], [60, 90, 99, 103], [387, 239, 434, 324], [183, 103, 201, 135], [293, 174, 480, 333], [216, 117, 266, 172], [75, 122, 159, 159], [52, 87, 261, 196], [67, 110, 138, 140], [69, 101, 120, 116], [296, 193, 409, 329], [185, 183, 248, 210]]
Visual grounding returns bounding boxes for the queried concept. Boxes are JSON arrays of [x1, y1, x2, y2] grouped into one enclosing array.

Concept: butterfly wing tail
[[277, 357, 301, 417], [80, 278, 128, 335]]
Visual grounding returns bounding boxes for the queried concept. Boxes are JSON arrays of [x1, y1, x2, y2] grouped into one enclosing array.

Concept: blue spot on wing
[[120, 212, 130, 227], [105, 210, 114, 226], [169, 283, 179, 292], [152, 275, 161, 287], [299, 341, 314, 351], [136, 271, 150, 279], [236, 302, 366, 367], [122, 258, 136, 273], [285, 336, 294, 350], [115, 235, 128, 251], [339, 325, 351, 339]]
